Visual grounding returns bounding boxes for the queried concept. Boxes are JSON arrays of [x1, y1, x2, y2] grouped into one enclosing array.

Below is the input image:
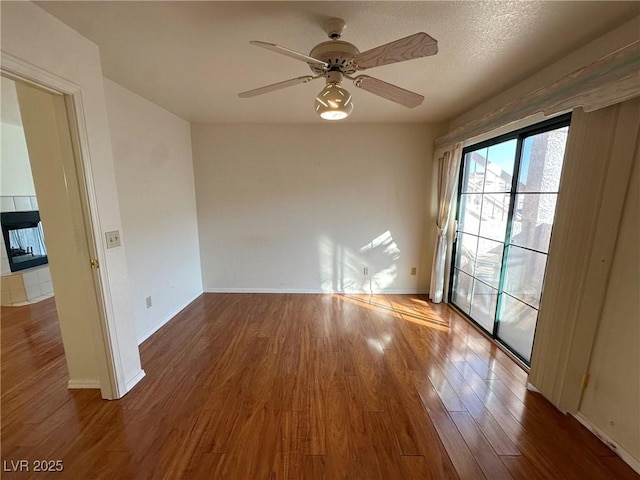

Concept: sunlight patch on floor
[[337, 294, 450, 333]]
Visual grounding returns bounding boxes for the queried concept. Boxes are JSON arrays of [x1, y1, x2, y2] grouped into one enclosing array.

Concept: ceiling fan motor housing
[[308, 40, 360, 75]]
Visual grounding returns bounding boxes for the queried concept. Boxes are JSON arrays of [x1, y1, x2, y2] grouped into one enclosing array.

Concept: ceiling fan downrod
[[323, 17, 347, 40]]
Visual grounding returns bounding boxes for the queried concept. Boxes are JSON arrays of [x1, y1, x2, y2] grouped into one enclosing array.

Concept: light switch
[[105, 230, 121, 249]]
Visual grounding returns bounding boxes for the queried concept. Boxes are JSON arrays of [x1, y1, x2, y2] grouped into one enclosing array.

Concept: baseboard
[[124, 369, 146, 394], [137, 289, 203, 345], [204, 287, 325, 294], [203, 287, 429, 295], [573, 412, 640, 474], [67, 379, 101, 389]]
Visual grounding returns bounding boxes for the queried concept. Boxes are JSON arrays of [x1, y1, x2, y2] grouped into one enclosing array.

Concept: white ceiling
[[35, 1, 639, 124]]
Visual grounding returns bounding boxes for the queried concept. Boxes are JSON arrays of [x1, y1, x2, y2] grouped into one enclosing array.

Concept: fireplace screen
[[1, 211, 49, 272]]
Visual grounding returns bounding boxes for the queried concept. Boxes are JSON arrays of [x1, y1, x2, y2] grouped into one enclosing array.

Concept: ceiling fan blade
[[250, 41, 328, 68], [238, 76, 318, 98], [352, 75, 424, 108], [353, 32, 438, 70]]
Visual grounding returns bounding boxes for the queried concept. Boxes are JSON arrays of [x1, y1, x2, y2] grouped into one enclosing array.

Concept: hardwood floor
[[1, 293, 637, 479]]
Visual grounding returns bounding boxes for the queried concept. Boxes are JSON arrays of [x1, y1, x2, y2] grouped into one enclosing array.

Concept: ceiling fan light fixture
[[241, 22, 437, 118], [315, 81, 353, 120]]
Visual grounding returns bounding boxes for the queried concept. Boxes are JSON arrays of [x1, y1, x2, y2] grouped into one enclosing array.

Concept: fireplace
[[1, 211, 48, 272]]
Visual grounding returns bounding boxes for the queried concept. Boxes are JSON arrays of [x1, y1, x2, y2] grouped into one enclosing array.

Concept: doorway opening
[[1, 78, 54, 306], [1, 74, 115, 397]]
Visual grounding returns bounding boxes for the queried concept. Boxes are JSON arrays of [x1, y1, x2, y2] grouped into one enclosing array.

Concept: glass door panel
[[455, 232, 478, 276], [450, 116, 570, 365], [511, 193, 558, 253], [497, 294, 538, 362], [470, 280, 498, 331], [479, 193, 510, 241], [458, 194, 482, 235], [518, 128, 568, 193], [484, 139, 517, 192], [451, 269, 473, 315], [475, 238, 503, 288], [503, 246, 547, 308], [461, 148, 487, 193]]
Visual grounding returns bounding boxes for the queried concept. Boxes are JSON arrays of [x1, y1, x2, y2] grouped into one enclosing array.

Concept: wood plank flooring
[[1, 293, 637, 479]]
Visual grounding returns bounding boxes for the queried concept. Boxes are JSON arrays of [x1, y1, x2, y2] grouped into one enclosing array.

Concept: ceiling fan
[[238, 18, 438, 120]]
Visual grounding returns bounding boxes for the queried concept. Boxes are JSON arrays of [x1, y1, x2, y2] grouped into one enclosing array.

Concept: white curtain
[[429, 143, 463, 303]]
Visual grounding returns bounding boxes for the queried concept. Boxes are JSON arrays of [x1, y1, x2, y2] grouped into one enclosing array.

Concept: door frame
[[448, 113, 572, 365], [2, 54, 123, 399]]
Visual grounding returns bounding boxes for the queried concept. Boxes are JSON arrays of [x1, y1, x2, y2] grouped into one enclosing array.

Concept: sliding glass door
[[449, 115, 570, 364]]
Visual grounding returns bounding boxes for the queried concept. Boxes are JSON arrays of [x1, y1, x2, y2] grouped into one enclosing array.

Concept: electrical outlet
[[145, 296, 152, 309], [363, 267, 369, 275], [105, 230, 121, 249], [411, 267, 417, 276]]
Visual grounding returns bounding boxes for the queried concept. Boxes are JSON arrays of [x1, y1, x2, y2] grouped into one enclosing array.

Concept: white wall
[[192, 123, 442, 294], [0, 124, 35, 197], [104, 78, 202, 344], [579, 153, 639, 468], [1, 77, 35, 197], [1, 2, 143, 398]]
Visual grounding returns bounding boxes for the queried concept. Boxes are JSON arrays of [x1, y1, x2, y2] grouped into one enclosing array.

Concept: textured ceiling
[[35, 1, 640, 124]]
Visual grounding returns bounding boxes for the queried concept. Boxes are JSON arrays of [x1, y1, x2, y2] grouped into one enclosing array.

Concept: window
[[449, 114, 570, 364]]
